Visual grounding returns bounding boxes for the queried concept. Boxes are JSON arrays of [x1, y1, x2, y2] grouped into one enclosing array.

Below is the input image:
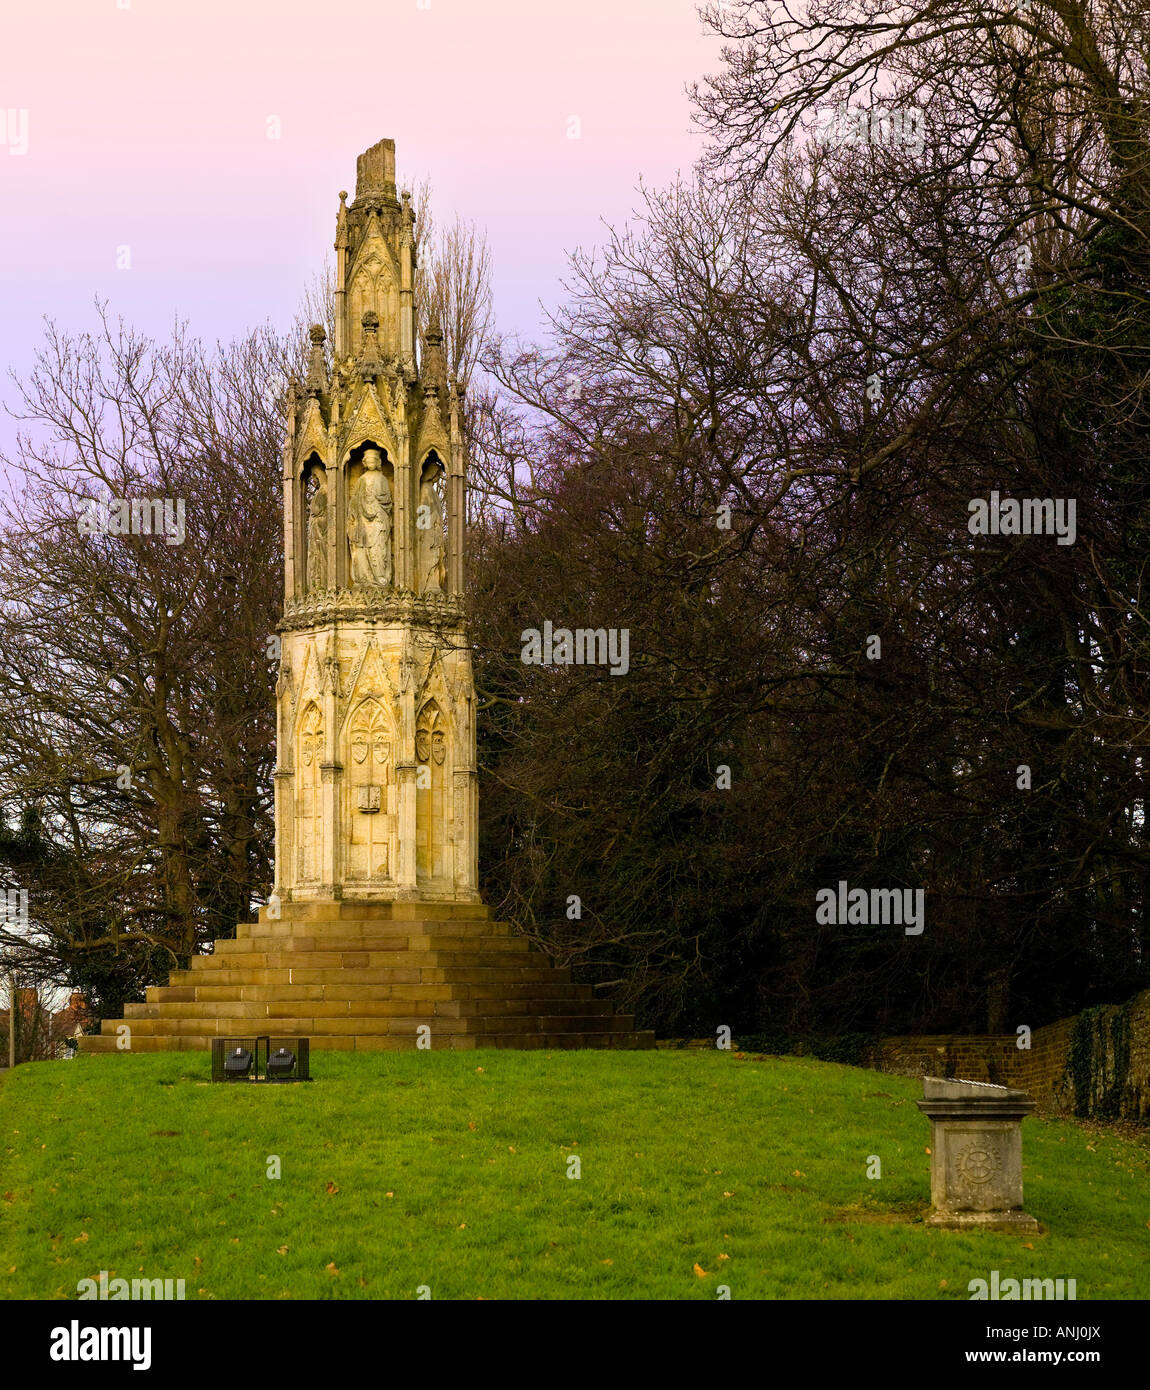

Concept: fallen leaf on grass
[[325, 1181, 340, 1195], [601, 1259, 613, 1266], [458, 1223, 467, 1230], [693, 1263, 708, 1278], [385, 1192, 394, 1198], [73, 1233, 89, 1244], [276, 1246, 289, 1256], [468, 1121, 477, 1131], [718, 1253, 730, 1261], [325, 1262, 340, 1276], [723, 1191, 735, 1198]]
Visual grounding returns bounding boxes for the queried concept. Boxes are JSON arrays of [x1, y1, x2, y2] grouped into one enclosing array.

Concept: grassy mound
[[2, 1050, 1147, 1300]]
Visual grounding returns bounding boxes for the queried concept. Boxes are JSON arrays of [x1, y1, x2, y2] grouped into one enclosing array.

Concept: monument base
[[79, 900, 655, 1053], [924, 1210, 1041, 1232]]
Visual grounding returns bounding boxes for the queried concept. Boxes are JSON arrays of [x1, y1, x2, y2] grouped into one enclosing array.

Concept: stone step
[[256, 902, 492, 924], [124, 1001, 456, 1021], [104, 1014, 637, 1038], [147, 980, 596, 1007], [241, 918, 513, 940], [81, 1028, 656, 1052], [167, 966, 572, 987], [188, 949, 554, 971], [226, 933, 529, 953], [141, 988, 613, 1018]]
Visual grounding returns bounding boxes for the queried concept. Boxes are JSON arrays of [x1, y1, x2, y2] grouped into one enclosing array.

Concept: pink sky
[[0, 0, 722, 445]]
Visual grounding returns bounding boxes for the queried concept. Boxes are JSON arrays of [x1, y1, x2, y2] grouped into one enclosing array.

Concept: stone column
[[272, 768, 293, 901], [323, 448, 337, 597], [395, 388, 412, 591], [448, 388, 465, 596], [319, 656, 342, 897], [334, 192, 348, 359], [400, 213, 414, 362], [916, 1078, 1039, 1231], [395, 637, 418, 895], [335, 458, 349, 589]]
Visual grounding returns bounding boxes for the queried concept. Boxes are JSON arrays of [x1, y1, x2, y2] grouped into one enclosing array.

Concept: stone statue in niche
[[416, 459, 446, 594], [306, 470, 328, 593], [347, 447, 393, 586]]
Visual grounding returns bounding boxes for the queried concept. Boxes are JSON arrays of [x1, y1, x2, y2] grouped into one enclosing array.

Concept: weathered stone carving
[[305, 471, 328, 592], [916, 1077, 1040, 1231], [274, 139, 478, 905], [417, 459, 446, 594], [347, 447, 393, 586]]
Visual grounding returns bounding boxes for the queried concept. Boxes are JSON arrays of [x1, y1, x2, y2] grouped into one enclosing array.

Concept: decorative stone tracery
[[273, 139, 477, 905]]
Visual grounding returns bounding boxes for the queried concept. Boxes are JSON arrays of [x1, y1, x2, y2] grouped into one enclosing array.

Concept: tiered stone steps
[[79, 902, 655, 1052]]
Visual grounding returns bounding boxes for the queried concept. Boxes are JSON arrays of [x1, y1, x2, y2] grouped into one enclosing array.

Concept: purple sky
[[1, 0, 722, 457]]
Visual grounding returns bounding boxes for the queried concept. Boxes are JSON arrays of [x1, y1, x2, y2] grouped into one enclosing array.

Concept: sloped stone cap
[[923, 1076, 1032, 1102], [917, 1075, 1036, 1118]]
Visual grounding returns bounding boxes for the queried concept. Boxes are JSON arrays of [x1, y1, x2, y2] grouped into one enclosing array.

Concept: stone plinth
[[915, 1077, 1040, 1231]]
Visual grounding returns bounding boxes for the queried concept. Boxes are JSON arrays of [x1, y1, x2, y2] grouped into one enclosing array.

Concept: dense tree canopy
[[2, 4, 1146, 1037]]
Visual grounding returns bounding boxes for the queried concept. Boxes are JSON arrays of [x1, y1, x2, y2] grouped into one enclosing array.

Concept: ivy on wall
[[1064, 1001, 1135, 1119]]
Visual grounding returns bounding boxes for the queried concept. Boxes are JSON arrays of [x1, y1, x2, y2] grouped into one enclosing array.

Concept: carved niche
[[305, 464, 328, 594], [345, 698, 392, 881], [416, 456, 447, 595], [296, 703, 324, 883], [346, 446, 393, 587], [415, 699, 449, 881]]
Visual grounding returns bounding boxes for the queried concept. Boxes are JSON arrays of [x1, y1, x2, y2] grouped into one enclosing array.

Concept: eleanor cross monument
[[81, 140, 653, 1053], [276, 136, 477, 906]]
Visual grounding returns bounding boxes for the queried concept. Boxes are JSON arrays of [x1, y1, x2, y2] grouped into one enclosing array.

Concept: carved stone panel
[[416, 699, 448, 882], [345, 699, 391, 880], [295, 704, 324, 883]]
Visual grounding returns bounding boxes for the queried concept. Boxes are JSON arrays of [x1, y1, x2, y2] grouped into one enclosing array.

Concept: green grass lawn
[[2, 1050, 1147, 1300]]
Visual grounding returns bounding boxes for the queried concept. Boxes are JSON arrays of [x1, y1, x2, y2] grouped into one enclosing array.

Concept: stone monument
[[81, 140, 654, 1053], [916, 1077, 1040, 1231]]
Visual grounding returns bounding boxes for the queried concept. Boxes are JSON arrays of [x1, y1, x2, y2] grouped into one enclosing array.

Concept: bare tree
[[0, 305, 287, 1015]]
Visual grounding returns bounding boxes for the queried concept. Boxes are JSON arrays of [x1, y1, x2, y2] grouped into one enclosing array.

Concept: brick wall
[[869, 988, 1150, 1121]]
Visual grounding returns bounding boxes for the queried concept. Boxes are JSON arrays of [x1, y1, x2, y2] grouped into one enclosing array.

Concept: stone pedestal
[[916, 1077, 1040, 1231]]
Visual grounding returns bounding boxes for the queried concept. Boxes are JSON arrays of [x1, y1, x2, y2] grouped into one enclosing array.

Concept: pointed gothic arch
[[343, 696, 394, 882], [295, 702, 324, 883], [415, 697, 450, 882]]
